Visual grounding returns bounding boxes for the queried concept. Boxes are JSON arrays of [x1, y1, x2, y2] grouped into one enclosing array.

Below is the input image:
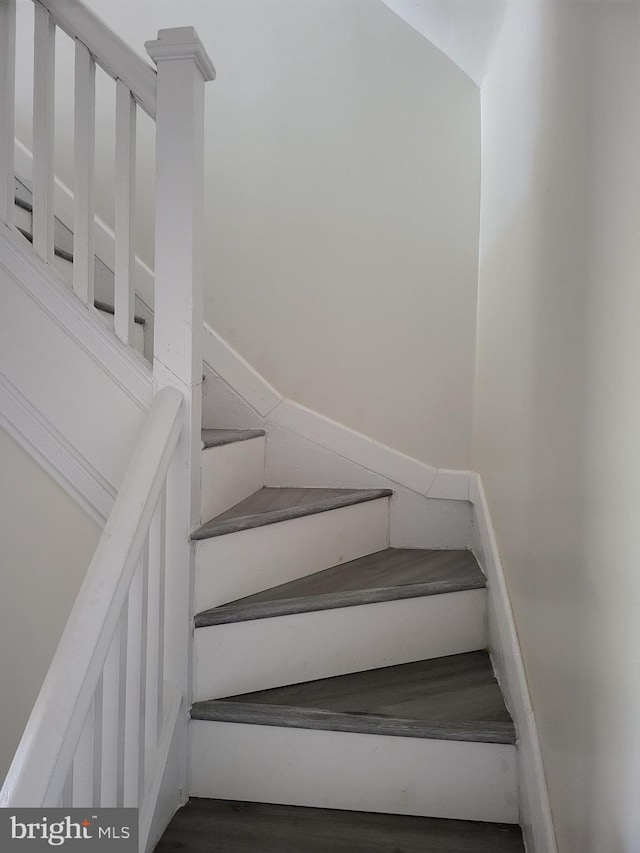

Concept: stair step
[[16, 225, 73, 262], [191, 650, 515, 745], [192, 486, 392, 540], [93, 299, 145, 326], [155, 799, 525, 853], [200, 429, 266, 522], [15, 228, 145, 326], [202, 428, 265, 448], [195, 547, 485, 627]]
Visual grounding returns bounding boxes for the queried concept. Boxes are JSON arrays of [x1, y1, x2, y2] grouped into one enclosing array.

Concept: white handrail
[[0, 386, 183, 807], [36, 0, 157, 118]]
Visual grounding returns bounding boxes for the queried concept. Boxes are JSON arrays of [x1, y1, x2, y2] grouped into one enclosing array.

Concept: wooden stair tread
[[195, 547, 485, 626], [191, 650, 516, 744], [201, 428, 265, 448], [192, 487, 392, 540], [14, 226, 145, 325], [155, 799, 525, 853]]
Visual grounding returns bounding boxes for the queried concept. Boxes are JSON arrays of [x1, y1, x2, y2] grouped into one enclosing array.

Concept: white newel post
[[145, 26, 215, 795]]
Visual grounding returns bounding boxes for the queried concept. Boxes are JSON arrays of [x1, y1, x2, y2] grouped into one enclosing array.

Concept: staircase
[[0, 1, 540, 851], [151, 428, 524, 848]]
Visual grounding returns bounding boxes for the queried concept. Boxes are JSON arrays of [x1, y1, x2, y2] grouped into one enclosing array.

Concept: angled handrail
[[0, 386, 183, 807], [36, 0, 157, 118]]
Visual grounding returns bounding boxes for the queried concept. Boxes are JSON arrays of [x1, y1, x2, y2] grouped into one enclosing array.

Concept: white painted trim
[[202, 321, 282, 417], [0, 222, 153, 410], [469, 474, 557, 853], [0, 370, 114, 524], [14, 138, 156, 312], [268, 400, 438, 495], [201, 322, 472, 500], [35, 0, 157, 119]]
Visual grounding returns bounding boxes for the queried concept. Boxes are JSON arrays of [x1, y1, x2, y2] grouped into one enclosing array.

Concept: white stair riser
[[194, 498, 390, 611], [200, 437, 265, 523], [193, 589, 487, 700], [189, 721, 518, 824]]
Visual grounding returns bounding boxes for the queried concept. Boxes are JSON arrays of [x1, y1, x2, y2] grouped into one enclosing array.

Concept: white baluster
[[73, 39, 96, 305], [145, 495, 165, 757], [72, 701, 95, 807], [114, 81, 136, 345], [138, 540, 149, 802], [0, 0, 16, 225], [62, 768, 73, 807], [123, 561, 143, 806], [32, 3, 55, 261], [116, 610, 128, 807], [100, 628, 121, 806]]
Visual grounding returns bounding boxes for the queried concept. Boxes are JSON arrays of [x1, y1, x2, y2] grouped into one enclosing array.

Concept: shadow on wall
[[380, 0, 507, 86]]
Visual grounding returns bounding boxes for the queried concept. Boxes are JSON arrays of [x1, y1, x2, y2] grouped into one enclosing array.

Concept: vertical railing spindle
[[32, 3, 55, 260], [0, 0, 16, 225], [145, 496, 165, 757], [73, 39, 96, 305], [115, 80, 136, 345], [123, 563, 142, 806], [138, 541, 149, 803], [71, 701, 95, 806], [116, 612, 128, 807], [100, 630, 121, 806], [61, 769, 73, 807]]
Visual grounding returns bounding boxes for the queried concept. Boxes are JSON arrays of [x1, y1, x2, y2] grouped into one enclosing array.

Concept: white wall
[[474, 2, 640, 851], [381, 0, 507, 86], [0, 427, 100, 785], [14, 0, 480, 470]]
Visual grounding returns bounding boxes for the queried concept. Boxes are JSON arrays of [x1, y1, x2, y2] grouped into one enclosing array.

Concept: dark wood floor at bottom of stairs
[[154, 799, 525, 853]]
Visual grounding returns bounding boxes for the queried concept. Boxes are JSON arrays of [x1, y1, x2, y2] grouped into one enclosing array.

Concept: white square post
[[145, 26, 215, 793]]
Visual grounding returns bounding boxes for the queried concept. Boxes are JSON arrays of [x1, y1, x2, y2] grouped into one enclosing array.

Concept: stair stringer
[[201, 322, 556, 850], [471, 476, 558, 853], [202, 324, 473, 549], [0, 222, 153, 523]]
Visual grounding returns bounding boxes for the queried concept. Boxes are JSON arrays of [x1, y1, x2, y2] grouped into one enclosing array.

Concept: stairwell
[[0, 2, 541, 852], [155, 429, 523, 850]]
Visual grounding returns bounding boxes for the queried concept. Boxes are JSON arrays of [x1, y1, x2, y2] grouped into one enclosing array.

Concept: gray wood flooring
[[202, 429, 266, 448], [195, 548, 485, 627], [191, 651, 515, 744], [154, 799, 525, 852], [192, 487, 392, 540]]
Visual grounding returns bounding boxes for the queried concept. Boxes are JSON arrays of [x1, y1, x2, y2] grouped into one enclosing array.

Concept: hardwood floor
[[154, 799, 525, 852]]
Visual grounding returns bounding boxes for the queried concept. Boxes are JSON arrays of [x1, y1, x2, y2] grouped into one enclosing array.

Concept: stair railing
[[0, 388, 183, 832], [0, 0, 215, 845]]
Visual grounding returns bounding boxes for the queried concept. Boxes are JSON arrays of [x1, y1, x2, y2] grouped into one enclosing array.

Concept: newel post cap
[[145, 26, 216, 81]]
